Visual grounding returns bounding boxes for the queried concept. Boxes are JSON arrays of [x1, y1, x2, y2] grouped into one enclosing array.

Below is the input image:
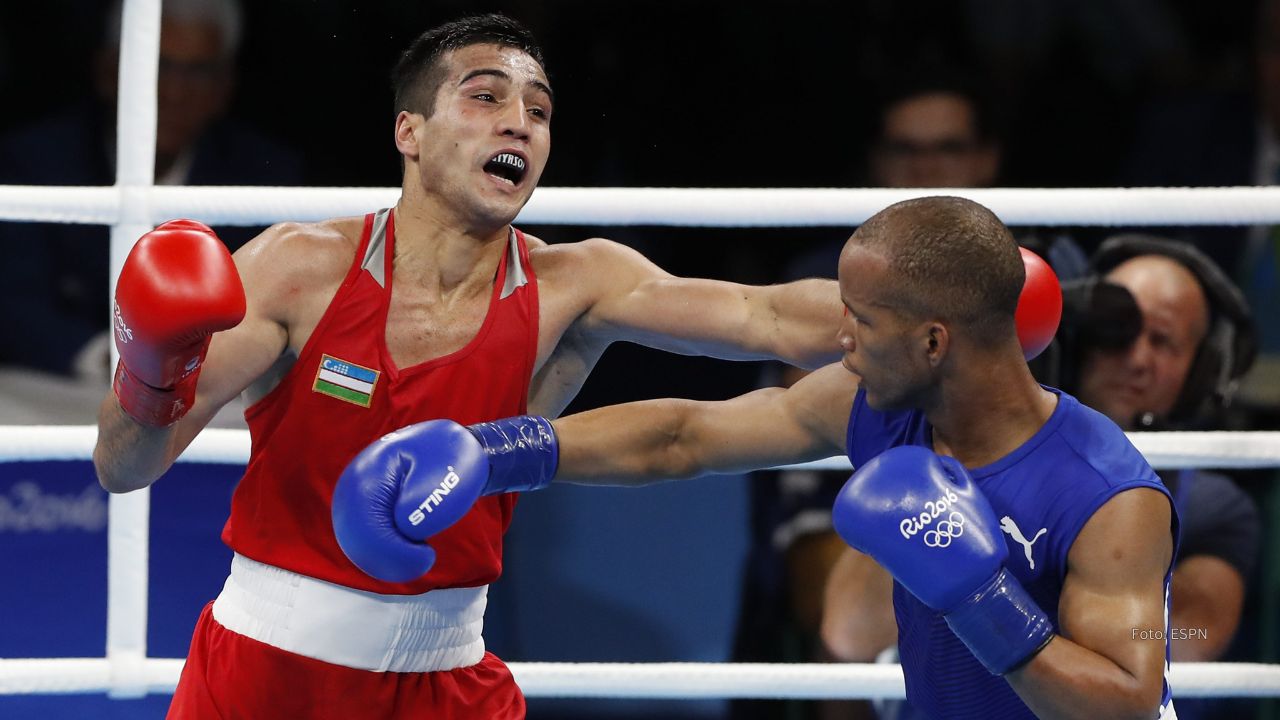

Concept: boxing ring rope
[[2, 0, 1280, 703], [10, 184, 1280, 227], [3, 426, 1279, 471], [4, 658, 1280, 699]]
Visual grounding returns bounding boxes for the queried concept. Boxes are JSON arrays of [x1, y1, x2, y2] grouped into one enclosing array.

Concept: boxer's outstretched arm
[[94, 225, 311, 492], [553, 362, 855, 485], [1006, 488, 1174, 720], [568, 239, 843, 369]]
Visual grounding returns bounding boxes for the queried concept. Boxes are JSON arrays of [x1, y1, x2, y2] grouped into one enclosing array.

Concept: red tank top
[[223, 209, 539, 594]]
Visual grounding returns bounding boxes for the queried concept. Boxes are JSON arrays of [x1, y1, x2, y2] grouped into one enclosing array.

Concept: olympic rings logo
[[922, 512, 965, 548]]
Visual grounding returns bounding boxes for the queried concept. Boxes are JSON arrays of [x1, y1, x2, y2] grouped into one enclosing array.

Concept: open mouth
[[484, 152, 528, 186]]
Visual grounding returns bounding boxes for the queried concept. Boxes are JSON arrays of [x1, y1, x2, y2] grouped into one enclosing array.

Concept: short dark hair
[[854, 196, 1024, 343], [391, 13, 545, 118]]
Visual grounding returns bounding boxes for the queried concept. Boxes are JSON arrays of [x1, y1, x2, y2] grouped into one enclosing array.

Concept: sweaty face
[[405, 44, 553, 227], [1076, 257, 1210, 428], [836, 243, 932, 410], [872, 93, 997, 189]]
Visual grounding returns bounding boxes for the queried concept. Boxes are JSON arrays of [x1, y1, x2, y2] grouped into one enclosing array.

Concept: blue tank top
[[845, 387, 1180, 720]]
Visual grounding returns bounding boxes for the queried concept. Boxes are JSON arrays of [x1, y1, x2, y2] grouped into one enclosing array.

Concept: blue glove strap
[[468, 416, 559, 495], [943, 567, 1055, 675]]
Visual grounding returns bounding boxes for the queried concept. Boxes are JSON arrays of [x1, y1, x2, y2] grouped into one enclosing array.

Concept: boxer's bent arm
[[94, 315, 285, 491], [1006, 488, 1173, 720], [95, 231, 294, 493], [575, 239, 842, 369], [553, 362, 855, 485]]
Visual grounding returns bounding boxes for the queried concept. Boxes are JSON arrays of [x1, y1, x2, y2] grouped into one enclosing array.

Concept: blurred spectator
[[820, 235, 1261, 720], [1074, 235, 1258, 433], [0, 0, 302, 381], [866, 79, 999, 190], [782, 73, 1008, 285], [1118, 0, 1280, 413]]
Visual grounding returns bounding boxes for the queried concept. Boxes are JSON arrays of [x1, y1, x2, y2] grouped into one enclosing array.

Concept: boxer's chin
[[863, 384, 916, 413]]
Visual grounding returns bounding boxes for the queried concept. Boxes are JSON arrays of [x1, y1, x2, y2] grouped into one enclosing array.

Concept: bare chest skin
[[256, 228, 595, 416], [376, 238, 591, 411], [383, 278, 494, 369], [254, 278, 494, 405]]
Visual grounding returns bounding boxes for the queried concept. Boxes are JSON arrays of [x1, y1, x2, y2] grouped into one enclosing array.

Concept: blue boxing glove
[[832, 445, 1054, 675], [332, 415, 558, 583]]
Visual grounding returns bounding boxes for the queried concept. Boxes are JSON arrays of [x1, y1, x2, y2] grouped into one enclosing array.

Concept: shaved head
[[842, 196, 1024, 344], [1105, 255, 1210, 344]]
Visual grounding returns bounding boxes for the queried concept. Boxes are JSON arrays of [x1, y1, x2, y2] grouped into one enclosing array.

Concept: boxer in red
[[92, 14, 842, 720]]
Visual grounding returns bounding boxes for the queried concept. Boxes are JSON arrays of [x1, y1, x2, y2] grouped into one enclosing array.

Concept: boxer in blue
[[336, 196, 1178, 720]]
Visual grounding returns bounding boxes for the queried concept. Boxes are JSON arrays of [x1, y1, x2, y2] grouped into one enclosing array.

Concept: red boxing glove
[[112, 219, 246, 427], [1015, 247, 1062, 361]]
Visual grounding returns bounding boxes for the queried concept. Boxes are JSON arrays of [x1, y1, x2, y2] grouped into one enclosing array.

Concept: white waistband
[[211, 553, 487, 673]]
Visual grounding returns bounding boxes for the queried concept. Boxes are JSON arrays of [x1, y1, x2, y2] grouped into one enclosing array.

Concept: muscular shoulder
[[235, 216, 363, 320], [237, 217, 360, 276], [529, 237, 657, 285], [1067, 487, 1174, 579]]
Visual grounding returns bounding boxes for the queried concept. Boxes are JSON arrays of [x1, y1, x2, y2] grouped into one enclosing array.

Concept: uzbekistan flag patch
[[313, 354, 380, 407]]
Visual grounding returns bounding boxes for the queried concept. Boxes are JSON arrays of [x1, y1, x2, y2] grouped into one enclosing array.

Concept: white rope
[[8, 185, 1280, 227], [510, 662, 1280, 700], [0, 659, 182, 697], [0, 426, 249, 464], [1, 659, 1277, 699], [4, 426, 1275, 471], [510, 662, 906, 699], [0, 187, 120, 224], [794, 430, 1280, 471]]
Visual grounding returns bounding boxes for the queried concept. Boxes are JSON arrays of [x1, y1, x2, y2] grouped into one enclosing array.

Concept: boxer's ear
[[924, 323, 949, 367], [394, 111, 423, 160]]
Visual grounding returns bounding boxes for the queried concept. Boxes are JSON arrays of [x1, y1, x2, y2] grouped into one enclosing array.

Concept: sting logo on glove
[[406, 465, 463, 526]]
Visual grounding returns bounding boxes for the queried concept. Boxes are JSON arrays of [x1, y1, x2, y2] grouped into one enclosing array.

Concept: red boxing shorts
[[167, 602, 526, 719]]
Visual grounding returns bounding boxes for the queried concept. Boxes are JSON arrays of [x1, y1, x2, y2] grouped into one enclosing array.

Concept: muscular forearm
[[93, 395, 181, 493], [552, 399, 703, 486], [1006, 636, 1162, 720], [550, 386, 812, 485], [765, 278, 842, 369]]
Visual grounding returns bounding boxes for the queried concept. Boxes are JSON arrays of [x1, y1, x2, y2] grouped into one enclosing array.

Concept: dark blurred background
[[0, 0, 1267, 410], [0, 0, 1259, 189]]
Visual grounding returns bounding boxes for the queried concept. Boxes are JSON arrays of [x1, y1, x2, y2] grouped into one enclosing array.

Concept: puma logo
[[1000, 516, 1048, 570]]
